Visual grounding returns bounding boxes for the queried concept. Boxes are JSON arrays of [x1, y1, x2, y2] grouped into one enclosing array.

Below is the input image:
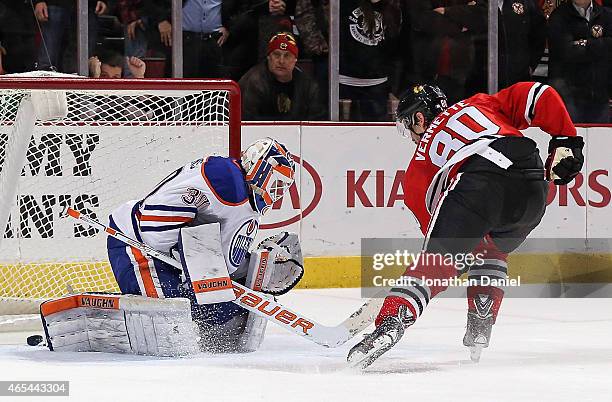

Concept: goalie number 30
[[429, 106, 500, 168]]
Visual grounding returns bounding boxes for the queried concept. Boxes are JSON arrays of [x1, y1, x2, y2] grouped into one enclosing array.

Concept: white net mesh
[[0, 77, 239, 313]]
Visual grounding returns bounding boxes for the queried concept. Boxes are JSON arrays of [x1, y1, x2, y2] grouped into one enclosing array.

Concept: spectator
[[115, 0, 148, 78], [469, 0, 547, 93], [239, 32, 325, 120], [84, 51, 150, 122], [405, 0, 486, 104], [540, 0, 558, 18], [340, 0, 402, 121], [0, 0, 37, 74], [390, 0, 415, 97], [499, 0, 547, 88], [295, 0, 329, 58], [221, 0, 260, 81], [548, 0, 612, 123], [257, 0, 297, 60], [143, 0, 230, 78], [34, 0, 108, 73], [223, 0, 297, 80], [294, 0, 330, 116], [89, 50, 146, 78]]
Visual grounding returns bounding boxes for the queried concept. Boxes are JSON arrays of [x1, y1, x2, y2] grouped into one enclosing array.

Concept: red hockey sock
[[375, 295, 418, 327], [375, 253, 458, 327], [467, 285, 505, 323]]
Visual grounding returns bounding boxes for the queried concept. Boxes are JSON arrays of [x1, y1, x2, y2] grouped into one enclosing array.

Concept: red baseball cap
[[267, 33, 299, 58]]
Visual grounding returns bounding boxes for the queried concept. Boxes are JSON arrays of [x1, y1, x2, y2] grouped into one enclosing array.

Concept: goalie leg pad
[[195, 243, 288, 353], [41, 294, 199, 356], [228, 253, 281, 353], [196, 309, 267, 354], [193, 254, 271, 353], [206, 232, 306, 352]]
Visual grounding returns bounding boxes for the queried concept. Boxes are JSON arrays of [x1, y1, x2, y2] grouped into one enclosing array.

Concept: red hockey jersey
[[404, 82, 577, 234]]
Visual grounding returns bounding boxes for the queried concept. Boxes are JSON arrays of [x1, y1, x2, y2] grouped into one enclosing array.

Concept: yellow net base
[[0, 262, 119, 299]]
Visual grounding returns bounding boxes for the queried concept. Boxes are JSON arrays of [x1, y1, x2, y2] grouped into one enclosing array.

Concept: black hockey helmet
[[395, 84, 448, 137]]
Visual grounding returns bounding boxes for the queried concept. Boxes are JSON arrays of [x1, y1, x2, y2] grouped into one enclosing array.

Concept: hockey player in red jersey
[[348, 82, 584, 368]]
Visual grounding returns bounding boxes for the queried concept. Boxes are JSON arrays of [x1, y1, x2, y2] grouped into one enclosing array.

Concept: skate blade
[[469, 345, 483, 363], [347, 337, 392, 370]]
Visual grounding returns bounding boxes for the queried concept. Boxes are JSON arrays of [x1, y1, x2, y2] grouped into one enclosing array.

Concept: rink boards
[[249, 123, 612, 293], [2, 124, 611, 294]]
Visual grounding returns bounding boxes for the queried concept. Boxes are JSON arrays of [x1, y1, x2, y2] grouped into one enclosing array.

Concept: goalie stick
[[65, 208, 383, 348]]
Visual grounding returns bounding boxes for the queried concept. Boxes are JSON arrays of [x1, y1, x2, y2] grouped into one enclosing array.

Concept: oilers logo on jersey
[[229, 219, 259, 267]]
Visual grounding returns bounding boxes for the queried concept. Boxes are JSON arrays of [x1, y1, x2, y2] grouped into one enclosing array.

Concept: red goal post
[[0, 75, 242, 315]]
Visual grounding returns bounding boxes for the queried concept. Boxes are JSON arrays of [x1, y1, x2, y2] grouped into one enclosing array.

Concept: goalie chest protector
[[109, 156, 260, 272]]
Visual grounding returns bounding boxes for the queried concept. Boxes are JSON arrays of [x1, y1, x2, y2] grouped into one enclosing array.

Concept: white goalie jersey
[[109, 156, 261, 275]]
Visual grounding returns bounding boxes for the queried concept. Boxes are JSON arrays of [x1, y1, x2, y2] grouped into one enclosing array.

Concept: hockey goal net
[[0, 73, 241, 315]]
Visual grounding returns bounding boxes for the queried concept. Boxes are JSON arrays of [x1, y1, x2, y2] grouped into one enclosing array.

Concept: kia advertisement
[[244, 124, 611, 256]]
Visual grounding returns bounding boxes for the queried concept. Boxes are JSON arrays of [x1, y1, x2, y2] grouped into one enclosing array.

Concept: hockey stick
[[66, 208, 382, 348]]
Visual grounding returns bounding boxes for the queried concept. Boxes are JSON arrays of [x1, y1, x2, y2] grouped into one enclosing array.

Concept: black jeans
[[339, 82, 389, 122], [182, 31, 224, 79]]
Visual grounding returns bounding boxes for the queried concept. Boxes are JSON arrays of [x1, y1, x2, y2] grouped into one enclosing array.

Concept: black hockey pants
[[425, 137, 549, 255]]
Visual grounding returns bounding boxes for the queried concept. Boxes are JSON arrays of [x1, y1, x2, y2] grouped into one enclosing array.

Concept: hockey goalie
[[39, 138, 304, 356]]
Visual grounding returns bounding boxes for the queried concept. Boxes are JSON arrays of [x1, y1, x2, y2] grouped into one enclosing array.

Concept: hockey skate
[[463, 294, 496, 363], [347, 306, 414, 369]]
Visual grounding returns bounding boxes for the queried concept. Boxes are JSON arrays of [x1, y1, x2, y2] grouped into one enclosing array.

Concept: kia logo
[[261, 156, 322, 230]]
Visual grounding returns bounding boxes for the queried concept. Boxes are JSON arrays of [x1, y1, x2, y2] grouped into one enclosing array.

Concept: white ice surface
[[1, 289, 611, 402]]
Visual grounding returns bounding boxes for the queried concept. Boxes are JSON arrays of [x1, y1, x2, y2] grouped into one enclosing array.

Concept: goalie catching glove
[[545, 136, 584, 185], [248, 232, 304, 296]]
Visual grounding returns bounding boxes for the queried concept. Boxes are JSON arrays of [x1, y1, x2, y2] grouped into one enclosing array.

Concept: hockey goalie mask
[[241, 138, 295, 215], [396, 84, 448, 138]]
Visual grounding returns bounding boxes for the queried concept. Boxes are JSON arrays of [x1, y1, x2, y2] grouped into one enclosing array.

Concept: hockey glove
[[545, 136, 584, 185], [252, 232, 304, 296]]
